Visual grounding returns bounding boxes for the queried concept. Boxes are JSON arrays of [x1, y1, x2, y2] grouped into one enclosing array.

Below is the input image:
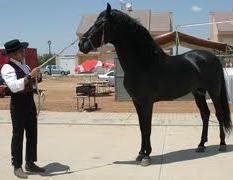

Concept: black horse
[[79, 4, 232, 166]]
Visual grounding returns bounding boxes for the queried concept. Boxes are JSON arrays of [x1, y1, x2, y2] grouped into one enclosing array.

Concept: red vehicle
[[0, 48, 38, 98]]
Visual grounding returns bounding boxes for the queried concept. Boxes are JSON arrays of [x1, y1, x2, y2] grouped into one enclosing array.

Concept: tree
[[38, 53, 56, 66]]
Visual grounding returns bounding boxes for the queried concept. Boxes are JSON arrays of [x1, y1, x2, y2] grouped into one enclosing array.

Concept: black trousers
[[10, 92, 37, 168]]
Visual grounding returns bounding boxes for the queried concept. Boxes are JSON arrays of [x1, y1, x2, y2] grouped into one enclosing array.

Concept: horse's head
[[79, 3, 113, 54]]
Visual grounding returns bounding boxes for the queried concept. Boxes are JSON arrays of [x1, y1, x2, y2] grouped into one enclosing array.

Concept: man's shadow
[[27, 162, 73, 177], [114, 145, 233, 165]]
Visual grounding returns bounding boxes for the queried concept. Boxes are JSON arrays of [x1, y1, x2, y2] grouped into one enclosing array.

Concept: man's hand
[[30, 67, 41, 78]]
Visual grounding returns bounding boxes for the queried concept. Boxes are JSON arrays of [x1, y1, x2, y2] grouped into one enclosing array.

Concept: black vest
[[8, 61, 36, 120], [8, 61, 34, 95]]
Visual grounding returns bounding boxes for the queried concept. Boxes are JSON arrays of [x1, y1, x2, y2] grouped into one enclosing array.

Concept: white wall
[[56, 55, 76, 74], [224, 68, 233, 103]]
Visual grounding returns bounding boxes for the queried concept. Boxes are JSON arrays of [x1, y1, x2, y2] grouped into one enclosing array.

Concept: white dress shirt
[[0, 59, 31, 93]]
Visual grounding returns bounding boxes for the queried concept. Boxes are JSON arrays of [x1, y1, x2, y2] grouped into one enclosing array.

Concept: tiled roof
[[155, 31, 232, 51], [77, 10, 172, 36]]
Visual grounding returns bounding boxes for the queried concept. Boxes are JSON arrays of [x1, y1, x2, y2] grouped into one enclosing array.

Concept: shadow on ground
[[114, 145, 233, 165], [27, 162, 115, 176], [27, 162, 73, 177]]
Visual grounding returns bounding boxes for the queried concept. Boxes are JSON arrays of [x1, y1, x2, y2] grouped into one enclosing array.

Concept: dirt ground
[[0, 76, 231, 113]]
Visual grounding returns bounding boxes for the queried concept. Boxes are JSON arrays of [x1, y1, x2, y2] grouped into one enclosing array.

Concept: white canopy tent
[[224, 68, 233, 103]]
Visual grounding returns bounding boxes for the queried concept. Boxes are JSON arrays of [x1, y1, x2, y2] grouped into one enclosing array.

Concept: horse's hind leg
[[193, 91, 210, 152], [208, 92, 227, 151]]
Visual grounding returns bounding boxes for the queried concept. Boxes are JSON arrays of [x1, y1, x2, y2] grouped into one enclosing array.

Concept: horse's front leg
[[133, 99, 153, 166]]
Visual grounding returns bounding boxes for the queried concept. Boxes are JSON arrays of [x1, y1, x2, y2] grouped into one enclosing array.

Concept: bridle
[[81, 21, 107, 50]]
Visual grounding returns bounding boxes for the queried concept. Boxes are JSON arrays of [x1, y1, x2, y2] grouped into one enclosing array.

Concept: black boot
[[25, 162, 45, 173], [14, 167, 28, 179]]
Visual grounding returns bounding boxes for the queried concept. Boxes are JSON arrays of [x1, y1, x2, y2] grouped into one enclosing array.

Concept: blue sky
[[0, 0, 232, 55]]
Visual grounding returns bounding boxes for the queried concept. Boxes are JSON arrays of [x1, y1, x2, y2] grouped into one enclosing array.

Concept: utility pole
[[47, 40, 52, 75], [48, 40, 51, 55]]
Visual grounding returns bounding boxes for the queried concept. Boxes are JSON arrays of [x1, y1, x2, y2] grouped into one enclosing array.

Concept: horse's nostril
[[78, 41, 82, 47]]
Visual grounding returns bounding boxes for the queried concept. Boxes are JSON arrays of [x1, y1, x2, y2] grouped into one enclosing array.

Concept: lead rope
[[35, 78, 40, 117], [36, 39, 78, 117]]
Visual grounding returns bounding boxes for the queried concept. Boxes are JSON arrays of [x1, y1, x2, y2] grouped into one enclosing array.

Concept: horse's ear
[[106, 3, 112, 16]]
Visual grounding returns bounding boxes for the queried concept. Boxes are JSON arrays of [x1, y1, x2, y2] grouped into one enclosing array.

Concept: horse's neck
[[113, 43, 132, 73], [112, 31, 166, 74]]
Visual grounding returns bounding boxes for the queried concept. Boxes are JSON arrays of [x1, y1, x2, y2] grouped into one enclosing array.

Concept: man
[[1, 39, 45, 179]]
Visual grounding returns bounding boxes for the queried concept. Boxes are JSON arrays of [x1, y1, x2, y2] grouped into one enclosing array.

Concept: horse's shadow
[[114, 145, 233, 165], [27, 162, 73, 177]]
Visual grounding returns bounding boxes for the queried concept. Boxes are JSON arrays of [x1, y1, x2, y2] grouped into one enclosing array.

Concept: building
[[55, 55, 79, 74], [209, 11, 233, 48], [76, 10, 173, 64], [209, 11, 233, 67]]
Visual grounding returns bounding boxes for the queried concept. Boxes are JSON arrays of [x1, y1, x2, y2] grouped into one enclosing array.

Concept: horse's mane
[[110, 9, 167, 57]]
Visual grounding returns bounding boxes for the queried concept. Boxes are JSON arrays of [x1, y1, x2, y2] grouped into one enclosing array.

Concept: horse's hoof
[[136, 154, 145, 162], [141, 156, 151, 166], [219, 145, 227, 152], [196, 146, 206, 153]]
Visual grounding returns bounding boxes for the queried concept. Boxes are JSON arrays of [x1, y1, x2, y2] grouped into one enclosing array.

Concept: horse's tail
[[220, 71, 232, 134]]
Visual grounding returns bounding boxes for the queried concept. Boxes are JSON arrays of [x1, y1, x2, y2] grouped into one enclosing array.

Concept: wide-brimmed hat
[[2, 39, 29, 55]]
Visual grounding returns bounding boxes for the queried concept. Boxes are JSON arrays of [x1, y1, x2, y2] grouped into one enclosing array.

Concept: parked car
[[42, 65, 70, 75], [98, 70, 115, 86]]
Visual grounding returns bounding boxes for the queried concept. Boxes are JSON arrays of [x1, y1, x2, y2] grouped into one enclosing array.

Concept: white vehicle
[[42, 65, 70, 75], [98, 70, 115, 86]]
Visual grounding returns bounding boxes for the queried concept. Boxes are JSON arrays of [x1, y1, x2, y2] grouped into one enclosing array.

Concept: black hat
[[2, 39, 29, 55]]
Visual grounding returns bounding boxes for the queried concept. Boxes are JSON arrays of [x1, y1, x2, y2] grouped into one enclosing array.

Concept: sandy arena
[[0, 76, 232, 113]]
